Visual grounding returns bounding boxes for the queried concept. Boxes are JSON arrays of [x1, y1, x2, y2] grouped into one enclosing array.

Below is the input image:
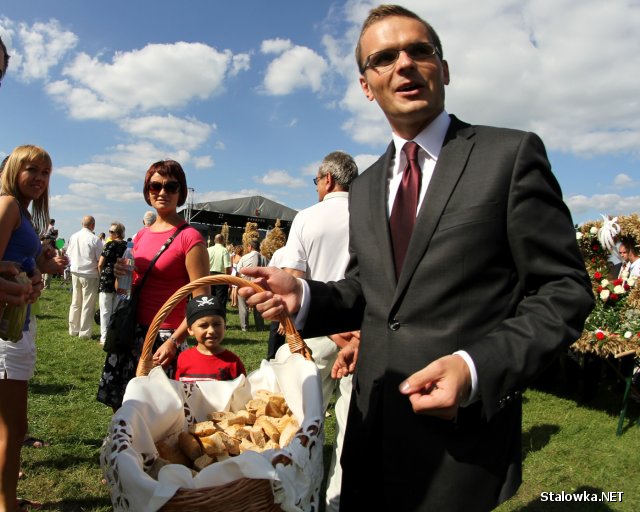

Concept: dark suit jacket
[[302, 116, 594, 511]]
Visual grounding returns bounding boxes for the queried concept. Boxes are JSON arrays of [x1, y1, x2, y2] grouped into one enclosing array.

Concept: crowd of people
[[0, 4, 603, 511]]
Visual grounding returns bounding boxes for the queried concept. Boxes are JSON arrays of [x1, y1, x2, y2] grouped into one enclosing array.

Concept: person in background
[[97, 222, 127, 346], [175, 294, 245, 382], [0, 145, 66, 512], [238, 5, 593, 510], [229, 244, 243, 308], [142, 210, 157, 227], [41, 219, 59, 289], [618, 237, 640, 278], [276, 150, 359, 511], [207, 234, 231, 311], [67, 215, 103, 339], [97, 160, 210, 411], [236, 240, 265, 332]]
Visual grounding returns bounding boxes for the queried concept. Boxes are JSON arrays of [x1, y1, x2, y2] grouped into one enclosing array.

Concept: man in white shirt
[[67, 215, 103, 338], [277, 150, 358, 511]]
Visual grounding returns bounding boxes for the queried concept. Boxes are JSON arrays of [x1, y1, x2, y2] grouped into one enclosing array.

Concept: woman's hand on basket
[[153, 339, 177, 368], [238, 267, 303, 320]]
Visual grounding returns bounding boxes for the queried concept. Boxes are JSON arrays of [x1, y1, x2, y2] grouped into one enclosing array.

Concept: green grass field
[[17, 279, 640, 510]]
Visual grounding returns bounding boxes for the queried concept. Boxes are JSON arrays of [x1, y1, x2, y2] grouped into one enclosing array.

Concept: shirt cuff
[[453, 350, 478, 407], [293, 278, 310, 330]]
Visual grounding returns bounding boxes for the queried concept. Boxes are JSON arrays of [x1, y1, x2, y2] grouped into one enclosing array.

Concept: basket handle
[[136, 274, 312, 377]]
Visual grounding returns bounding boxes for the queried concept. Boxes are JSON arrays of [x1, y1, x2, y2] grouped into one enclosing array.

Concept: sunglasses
[[148, 181, 180, 194], [362, 42, 439, 73]]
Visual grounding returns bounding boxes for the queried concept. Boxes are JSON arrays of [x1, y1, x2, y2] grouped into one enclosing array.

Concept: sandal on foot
[[16, 498, 42, 511], [23, 437, 50, 448]]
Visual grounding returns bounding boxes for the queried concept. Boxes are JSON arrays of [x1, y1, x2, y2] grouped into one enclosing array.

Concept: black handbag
[[103, 224, 188, 353]]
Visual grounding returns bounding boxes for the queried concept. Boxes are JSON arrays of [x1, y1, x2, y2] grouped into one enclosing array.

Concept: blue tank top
[[3, 205, 42, 331]]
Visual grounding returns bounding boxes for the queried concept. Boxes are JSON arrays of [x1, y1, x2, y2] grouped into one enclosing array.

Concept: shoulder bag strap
[[132, 222, 189, 296]]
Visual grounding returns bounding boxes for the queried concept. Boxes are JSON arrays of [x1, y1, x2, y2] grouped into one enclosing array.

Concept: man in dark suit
[[239, 5, 593, 511]]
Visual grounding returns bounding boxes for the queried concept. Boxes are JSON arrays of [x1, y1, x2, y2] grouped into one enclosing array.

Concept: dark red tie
[[390, 141, 421, 278]]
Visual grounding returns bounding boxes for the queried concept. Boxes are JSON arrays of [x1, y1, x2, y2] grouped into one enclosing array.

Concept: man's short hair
[[355, 4, 444, 74], [142, 210, 157, 226], [82, 215, 95, 229], [318, 151, 359, 190]]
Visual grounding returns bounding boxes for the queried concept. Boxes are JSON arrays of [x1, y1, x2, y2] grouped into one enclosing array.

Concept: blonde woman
[[0, 145, 66, 511]]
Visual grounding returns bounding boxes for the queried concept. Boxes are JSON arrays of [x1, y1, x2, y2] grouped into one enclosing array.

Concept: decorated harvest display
[[574, 214, 640, 357]]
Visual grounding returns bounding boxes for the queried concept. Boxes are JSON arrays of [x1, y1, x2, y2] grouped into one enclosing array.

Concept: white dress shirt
[[298, 110, 478, 403]]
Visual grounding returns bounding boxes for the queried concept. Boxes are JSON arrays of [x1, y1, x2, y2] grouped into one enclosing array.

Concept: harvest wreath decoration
[[573, 214, 640, 357]]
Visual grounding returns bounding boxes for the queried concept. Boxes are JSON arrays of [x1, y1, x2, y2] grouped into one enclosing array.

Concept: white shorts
[[0, 319, 37, 381]]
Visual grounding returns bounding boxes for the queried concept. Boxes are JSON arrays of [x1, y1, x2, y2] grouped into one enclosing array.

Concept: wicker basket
[[133, 274, 313, 511]]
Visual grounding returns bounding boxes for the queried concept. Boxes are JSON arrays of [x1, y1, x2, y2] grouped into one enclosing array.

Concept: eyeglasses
[[108, 229, 116, 234], [148, 181, 180, 194], [313, 174, 325, 185], [362, 42, 439, 73]]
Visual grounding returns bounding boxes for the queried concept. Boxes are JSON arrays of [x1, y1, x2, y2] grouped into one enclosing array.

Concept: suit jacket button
[[389, 320, 400, 331]]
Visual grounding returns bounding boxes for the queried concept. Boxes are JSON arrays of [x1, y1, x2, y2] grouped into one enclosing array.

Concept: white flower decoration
[[590, 226, 599, 235], [576, 232, 583, 240], [600, 289, 611, 301], [614, 285, 626, 294], [624, 331, 633, 339]]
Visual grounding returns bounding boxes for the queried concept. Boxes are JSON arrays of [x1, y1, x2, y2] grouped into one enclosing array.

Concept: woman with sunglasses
[[97, 160, 210, 411]]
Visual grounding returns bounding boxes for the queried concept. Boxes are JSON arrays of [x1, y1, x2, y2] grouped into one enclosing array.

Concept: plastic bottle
[[0, 257, 36, 342], [116, 242, 135, 299]]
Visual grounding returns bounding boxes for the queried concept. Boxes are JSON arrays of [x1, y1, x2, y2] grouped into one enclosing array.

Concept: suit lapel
[[393, 117, 476, 300]]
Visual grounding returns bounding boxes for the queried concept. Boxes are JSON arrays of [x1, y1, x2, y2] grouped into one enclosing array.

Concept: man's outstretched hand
[[237, 267, 303, 320]]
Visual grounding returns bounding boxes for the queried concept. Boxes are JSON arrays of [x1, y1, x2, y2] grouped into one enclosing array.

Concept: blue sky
[[1, 0, 639, 242]]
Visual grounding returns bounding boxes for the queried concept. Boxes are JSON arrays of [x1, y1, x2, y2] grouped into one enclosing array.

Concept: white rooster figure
[[597, 215, 620, 252]]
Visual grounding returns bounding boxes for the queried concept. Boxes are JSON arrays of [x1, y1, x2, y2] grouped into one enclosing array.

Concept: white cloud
[[613, 174, 634, 188], [56, 162, 139, 185], [192, 155, 214, 169], [231, 53, 251, 75], [354, 153, 380, 173], [258, 170, 307, 188], [338, 0, 640, 155], [566, 193, 640, 216], [261, 38, 293, 54], [119, 115, 214, 150], [48, 42, 247, 120], [11, 19, 78, 82], [262, 45, 329, 95]]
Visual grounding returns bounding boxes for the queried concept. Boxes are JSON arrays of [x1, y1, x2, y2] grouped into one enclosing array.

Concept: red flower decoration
[[594, 271, 602, 280], [592, 243, 600, 250], [596, 331, 606, 340], [610, 294, 619, 301], [614, 278, 623, 286], [597, 286, 604, 293]]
